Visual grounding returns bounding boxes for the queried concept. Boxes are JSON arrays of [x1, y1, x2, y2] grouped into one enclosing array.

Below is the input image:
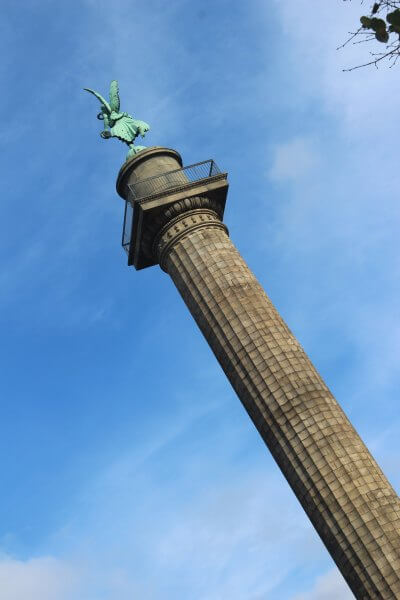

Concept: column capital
[[116, 147, 229, 270], [154, 200, 228, 272]]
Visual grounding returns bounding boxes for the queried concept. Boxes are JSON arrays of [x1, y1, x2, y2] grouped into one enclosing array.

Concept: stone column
[[117, 148, 400, 600]]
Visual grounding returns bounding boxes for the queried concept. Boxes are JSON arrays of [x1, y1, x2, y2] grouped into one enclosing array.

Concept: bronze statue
[[84, 80, 150, 160]]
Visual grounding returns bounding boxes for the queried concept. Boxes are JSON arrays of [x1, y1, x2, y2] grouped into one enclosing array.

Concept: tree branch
[[340, 1, 400, 69]]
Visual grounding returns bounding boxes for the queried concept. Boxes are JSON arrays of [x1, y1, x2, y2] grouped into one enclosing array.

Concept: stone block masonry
[[117, 148, 400, 599]]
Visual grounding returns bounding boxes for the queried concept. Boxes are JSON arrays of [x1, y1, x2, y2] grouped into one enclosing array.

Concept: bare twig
[[340, 1, 400, 69], [337, 26, 363, 49]]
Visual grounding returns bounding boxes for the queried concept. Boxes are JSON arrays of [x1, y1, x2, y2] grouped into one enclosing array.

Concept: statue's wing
[[109, 80, 120, 112], [83, 88, 111, 114], [110, 115, 139, 143]]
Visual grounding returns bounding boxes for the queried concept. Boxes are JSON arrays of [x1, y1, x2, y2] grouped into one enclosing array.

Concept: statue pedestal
[[117, 147, 228, 270]]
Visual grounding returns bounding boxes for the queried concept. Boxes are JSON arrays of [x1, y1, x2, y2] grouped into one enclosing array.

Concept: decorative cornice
[[137, 195, 227, 268], [122, 157, 229, 269], [158, 195, 223, 225]]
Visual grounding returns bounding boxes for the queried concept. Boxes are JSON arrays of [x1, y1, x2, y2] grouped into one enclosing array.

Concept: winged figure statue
[[84, 80, 150, 160]]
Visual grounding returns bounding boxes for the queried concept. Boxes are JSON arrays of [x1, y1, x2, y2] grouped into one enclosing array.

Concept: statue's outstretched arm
[[83, 88, 112, 114], [100, 114, 112, 138]]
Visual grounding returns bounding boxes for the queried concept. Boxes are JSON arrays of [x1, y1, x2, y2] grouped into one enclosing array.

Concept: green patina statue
[[84, 80, 150, 161]]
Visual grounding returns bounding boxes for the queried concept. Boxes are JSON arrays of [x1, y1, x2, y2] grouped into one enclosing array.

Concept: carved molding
[[138, 196, 227, 268], [156, 208, 228, 272]]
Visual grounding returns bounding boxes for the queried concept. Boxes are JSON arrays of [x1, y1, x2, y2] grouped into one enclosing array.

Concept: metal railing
[[122, 198, 133, 255], [122, 159, 223, 257], [128, 159, 221, 201]]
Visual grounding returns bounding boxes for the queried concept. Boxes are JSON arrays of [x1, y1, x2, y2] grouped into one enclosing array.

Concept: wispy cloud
[[292, 568, 353, 600], [32, 463, 327, 599], [269, 0, 400, 137], [268, 136, 320, 182], [0, 555, 80, 600], [1, 2, 398, 600], [259, 1, 400, 425]]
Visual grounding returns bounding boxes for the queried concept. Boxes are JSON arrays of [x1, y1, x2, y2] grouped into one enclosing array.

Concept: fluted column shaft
[[157, 207, 400, 599]]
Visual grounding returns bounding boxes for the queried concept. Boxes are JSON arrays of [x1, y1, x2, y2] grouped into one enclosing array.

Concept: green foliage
[[386, 9, 400, 26], [359, 5, 400, 42], [387, 9, 400, 33], [370, 17, 387, 32], [360, 15, 372, 28], [375, 30, 390, 42], [373, 18, 389, 41], [360, 15, 389, 42]]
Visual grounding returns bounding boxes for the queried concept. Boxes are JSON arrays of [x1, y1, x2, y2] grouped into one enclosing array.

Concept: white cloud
[[292, 568, 353, 600], [0, 556, 79, 600], [268, 137, 320, 182], [44, 411, 329, 600], [2, 3, 398, 600], [259, 1, 400, 404], [152, 471, 318, 599], [0, 553, 158, 600]]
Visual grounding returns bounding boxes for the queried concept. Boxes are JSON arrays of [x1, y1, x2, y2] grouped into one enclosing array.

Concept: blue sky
[[0, 1, 399, 598]]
